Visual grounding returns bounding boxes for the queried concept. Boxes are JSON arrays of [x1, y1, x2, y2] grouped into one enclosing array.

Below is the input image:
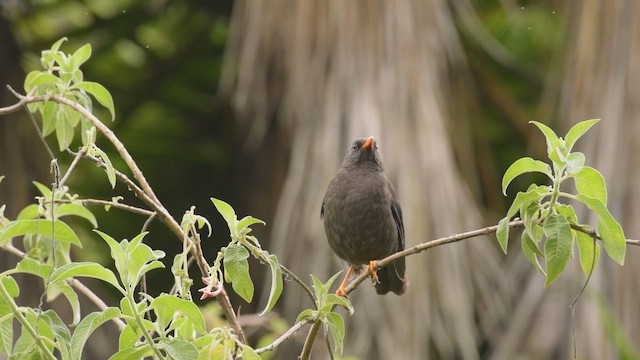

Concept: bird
[[321, 136, 407, 296]]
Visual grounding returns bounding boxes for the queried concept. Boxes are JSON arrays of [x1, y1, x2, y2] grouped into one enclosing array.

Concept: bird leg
[[367, 260, 380, 284], [335, 266, 355, 297]]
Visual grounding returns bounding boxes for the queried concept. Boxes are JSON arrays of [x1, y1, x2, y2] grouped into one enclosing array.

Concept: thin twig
[[254, 320, 310, 354], [59, 149, 86, 187], [54, 198, 155, 217], [280, 264, 317, 305]]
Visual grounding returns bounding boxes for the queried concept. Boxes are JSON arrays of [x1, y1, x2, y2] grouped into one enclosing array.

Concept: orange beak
[[361, 136, 375, 150]]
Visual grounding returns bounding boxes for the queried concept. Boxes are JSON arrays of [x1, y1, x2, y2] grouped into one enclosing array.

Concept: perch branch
[[299, 220, 640, 359]]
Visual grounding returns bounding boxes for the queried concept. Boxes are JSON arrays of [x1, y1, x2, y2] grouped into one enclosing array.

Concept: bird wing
[[388, 183, 405, 251], [320, 199, 325, 219]]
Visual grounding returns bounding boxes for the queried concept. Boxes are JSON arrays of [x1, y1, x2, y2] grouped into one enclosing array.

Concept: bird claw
[[367, 260, 379, 285], [335, 287, 348, 297]]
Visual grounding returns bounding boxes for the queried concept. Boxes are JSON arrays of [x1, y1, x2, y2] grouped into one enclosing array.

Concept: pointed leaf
[[544, 214, 573, 286], [70, 44, 92, 70], [326, 312, 346, 354], [521, 232, 545, 275], [576, 194, 626, 265], [71, 308, 122, 360], [565, 119, 600, 152], [236, 216, 265, 234], [74, 81, 115, 121], [496, 217, 509, 254], [259, 254, 283, 315], [223, 244, 254, 302], [530, 121, 564, 156], [211, 198, 237, 233], [502, 157, 553, 195]]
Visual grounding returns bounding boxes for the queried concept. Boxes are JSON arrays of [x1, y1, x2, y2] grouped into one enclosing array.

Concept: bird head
[[344, 136, 383, 168]]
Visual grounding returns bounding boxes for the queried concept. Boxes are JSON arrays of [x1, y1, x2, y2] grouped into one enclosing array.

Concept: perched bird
[[321, 136, 407, 296]]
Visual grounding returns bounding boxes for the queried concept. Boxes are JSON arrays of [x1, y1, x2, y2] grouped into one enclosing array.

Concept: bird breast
[[323, 168, 398, 265]]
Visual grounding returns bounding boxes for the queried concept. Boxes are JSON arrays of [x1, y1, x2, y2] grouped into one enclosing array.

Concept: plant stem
[[0, 280, 57, 360]]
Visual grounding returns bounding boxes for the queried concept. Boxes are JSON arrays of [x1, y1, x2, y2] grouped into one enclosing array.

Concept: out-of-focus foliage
[[3, 0, 236, 276]]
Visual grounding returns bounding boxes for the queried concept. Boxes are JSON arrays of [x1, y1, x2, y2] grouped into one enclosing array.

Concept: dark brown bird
[[321, 136, 407, 296]]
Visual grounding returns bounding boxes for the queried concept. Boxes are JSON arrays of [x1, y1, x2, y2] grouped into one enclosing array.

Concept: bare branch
[[255, 320, 310, 354]]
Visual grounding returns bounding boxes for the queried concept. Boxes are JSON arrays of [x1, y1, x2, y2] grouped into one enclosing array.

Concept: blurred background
[[1, 0, 639, 359]]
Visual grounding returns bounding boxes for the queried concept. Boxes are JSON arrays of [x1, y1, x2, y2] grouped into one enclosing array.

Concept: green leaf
[[501, 157, 553, 195], [0, 219, 82, 247], [239, 345, 261, 360], [505, 186, 549, 221], [521, 232, 545, 275], [24, 71, 62, 92], [17, 204, 41, 220], [109, 345, 153, 360], [74, 81, 115, 121], [574, 166, 607, 204], [576, 231, 600, 277], [324, 294, 354, 315], [326, 312, 346, 354], [70, 308, 122, 360], [42, 101, 58, 136], [50, 262, 124, 294], [163, 339, 199, 360], [565, 152, 585, 174], [236, 216, 265, 234], [149, 294, 206, 334], [576, 194, 626, 265], [15, 257, 53, 279], [49, 281, 81, 325], [223, 243, 254, 302], [496, 217, 509, 254], [56, 204, 98, 227], [211, 198, 237, 234], [0, 276, 19, 298], [0, 277, 15, 355], [93, 230, 127, 279], [56, 113, 75, 151], [296, 309, 316, 323], [530, 121, 564, 156], [91, 145, 117, 188], [259, 254, 283, 316], [40, 310, 71, 359], [70, 44, 92, 70], [33, 181, 53, 197], [50, 37, 68, 53], [543, 214, 573, 286], [564, 119, 600, 152]]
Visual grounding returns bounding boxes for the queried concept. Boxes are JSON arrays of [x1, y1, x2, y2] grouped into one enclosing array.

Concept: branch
[[299, 220, 640, 358], [54, 198, 155, 217], [255, 320, 310, 354]]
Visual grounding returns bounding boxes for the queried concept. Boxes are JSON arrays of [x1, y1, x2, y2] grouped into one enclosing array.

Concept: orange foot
[[335, 266, 355, 297], [367, 260, 379, 284]]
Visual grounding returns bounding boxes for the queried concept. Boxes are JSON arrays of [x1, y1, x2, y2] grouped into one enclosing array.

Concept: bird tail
[[374, 257, 407, 295]]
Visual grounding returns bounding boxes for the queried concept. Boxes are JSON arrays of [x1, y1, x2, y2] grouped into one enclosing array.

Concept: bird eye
[[351, 143, 358, 151]]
